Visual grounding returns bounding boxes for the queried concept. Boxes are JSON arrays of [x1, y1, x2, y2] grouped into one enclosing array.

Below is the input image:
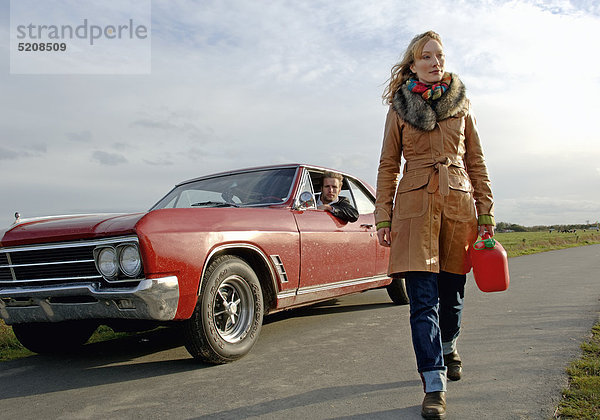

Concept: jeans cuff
[[421, 369, 447, 393]]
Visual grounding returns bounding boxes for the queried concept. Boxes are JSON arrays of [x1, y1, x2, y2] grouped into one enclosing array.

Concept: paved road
[[0, 245, 599, 419]]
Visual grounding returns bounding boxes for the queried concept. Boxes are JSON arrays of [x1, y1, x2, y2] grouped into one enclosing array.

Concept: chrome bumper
[[0, 276, 179, 324]]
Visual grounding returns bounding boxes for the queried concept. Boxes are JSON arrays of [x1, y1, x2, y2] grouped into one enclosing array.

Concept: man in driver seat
[[317, 171, 359, 223]]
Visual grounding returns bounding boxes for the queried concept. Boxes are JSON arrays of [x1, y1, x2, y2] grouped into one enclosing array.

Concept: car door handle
[[360, 224, 373, 229]]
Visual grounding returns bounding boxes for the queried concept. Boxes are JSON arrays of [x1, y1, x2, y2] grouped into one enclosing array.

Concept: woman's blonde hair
[[382, 31, 443, 104]]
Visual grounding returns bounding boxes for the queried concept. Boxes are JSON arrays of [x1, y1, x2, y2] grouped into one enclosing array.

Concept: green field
[[495, 230, 600, 258]]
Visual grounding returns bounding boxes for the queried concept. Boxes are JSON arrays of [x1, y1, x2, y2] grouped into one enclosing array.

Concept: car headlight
[[118, 244, 142, 277], [97, 247, 118, 278]]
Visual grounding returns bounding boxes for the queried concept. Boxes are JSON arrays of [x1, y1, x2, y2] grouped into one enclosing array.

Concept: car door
[[292, 169, 377, 292], [347, 178, 390, 277]]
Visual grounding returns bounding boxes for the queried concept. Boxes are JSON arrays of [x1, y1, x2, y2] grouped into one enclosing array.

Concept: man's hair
[[322, 171, 343, 186]]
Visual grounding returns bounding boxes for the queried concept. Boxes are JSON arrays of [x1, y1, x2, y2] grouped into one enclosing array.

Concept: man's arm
[[328, 197, 359, 223]]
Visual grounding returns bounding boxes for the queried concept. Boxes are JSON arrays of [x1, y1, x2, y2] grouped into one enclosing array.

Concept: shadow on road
[[265, 298, 397, 325], [332, 408, 421, 420], [194, 380, 421, 419], [0, 327, 203, 400], [0, 291, 400, 401]]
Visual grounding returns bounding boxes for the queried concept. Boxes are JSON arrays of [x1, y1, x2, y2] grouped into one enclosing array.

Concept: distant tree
[[496, 222, 526, 232], [497, 221, 600, 232]]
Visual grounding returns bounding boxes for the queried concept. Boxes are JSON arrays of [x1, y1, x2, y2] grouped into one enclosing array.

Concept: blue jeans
[[405, 271, 466, 392]]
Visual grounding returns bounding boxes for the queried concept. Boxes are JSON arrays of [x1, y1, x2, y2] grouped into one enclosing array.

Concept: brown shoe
[[444, 350, 462, 381], [421, 391, 446, 419]]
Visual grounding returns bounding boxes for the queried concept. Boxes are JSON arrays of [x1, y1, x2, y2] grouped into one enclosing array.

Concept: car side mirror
[[296, 191, 315, 210]]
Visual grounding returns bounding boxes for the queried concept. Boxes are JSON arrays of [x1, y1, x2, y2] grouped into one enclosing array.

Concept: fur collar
[[392, 73, 468, 131]]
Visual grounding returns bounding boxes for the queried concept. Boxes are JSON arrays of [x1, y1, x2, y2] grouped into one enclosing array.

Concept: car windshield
[[151, 167, 297, 209]]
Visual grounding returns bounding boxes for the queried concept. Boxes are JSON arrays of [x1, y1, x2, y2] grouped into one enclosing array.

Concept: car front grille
[[0, 237, 142, 289]]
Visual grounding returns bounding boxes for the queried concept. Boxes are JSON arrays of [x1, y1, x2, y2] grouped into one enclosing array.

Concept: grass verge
[[554, 323, 600, 419]]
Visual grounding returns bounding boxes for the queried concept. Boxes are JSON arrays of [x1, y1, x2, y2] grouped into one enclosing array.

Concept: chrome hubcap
[[212, 275, 254, 343]]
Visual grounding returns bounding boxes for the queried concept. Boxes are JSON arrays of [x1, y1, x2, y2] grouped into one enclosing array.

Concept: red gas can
[[469, 233, 510, 292]]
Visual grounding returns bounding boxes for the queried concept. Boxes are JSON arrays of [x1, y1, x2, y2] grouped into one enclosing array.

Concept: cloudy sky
[[1, 0, 599, 228]]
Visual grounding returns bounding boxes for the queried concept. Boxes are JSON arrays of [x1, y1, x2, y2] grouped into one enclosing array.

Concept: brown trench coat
[[375, 74, 494, 275]]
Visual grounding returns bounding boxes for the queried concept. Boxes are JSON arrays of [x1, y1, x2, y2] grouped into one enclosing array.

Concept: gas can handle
[[473, 232, 496, 250]]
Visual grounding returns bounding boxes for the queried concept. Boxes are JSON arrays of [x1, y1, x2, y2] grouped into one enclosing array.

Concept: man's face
[[321, 177, 341, 204]]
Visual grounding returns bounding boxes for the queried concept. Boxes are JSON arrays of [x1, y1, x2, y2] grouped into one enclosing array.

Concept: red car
[[0, 164, 408, 363]]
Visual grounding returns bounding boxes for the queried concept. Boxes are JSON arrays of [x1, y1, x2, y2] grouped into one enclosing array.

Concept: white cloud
[[498, 196, 600, 226], [1, 0, 599, 227], [91, 150, 128, 166], [66, 130, 93, 142], [0, 147, 21, 161]]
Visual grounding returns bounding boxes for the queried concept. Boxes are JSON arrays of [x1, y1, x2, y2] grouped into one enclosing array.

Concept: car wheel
[[386, 276, 409, 305], [12, 320, 98, 354], [183, 255, 264, 363]]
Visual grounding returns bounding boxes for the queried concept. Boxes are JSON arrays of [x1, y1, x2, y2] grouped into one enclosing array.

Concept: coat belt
[[404, 156, 464, 196]]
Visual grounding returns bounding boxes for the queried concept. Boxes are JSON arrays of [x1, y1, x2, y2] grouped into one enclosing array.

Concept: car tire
[[386, 276, 410, 305], [183, 255, 264, 364], [12, 320, 98, 354]]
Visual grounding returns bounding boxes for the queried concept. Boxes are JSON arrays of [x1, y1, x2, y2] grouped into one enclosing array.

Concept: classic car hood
[[0, 213, 147, 247]]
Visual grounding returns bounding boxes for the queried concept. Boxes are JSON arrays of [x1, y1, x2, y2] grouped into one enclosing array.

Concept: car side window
[[348, 179, 375, 214]]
